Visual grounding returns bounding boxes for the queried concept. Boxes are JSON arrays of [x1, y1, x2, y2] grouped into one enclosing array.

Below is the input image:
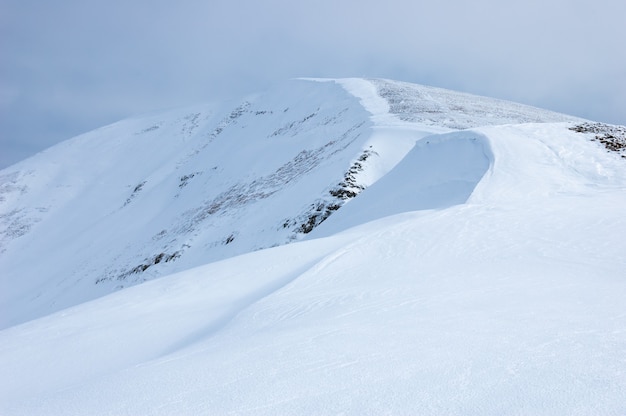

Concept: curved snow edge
[[309, 130, 493, 237]]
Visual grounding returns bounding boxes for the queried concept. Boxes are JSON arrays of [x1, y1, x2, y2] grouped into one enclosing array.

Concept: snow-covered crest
[[1, 78, 626, 414], [0, 78, 580, 327]]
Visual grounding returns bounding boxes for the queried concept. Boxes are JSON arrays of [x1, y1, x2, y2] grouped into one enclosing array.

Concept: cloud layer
[[1, 0, 624, 168]]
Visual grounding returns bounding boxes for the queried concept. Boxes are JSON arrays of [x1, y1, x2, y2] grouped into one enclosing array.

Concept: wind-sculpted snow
[[2, 78, 626, 414], [2, 120, 626, 414], [0, 78, 615, 329], [311, 131, 493, 237]]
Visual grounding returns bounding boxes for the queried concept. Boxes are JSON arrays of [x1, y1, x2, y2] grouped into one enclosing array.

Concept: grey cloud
[[1, 0, 625, 168]]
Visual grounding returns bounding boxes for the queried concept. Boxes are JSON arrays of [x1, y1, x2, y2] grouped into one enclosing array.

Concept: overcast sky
[[1, 0, 624, 168]]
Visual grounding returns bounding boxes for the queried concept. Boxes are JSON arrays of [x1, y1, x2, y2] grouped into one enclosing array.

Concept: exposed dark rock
[[123, 181, 147, 207], [569, 123, 626, 157], [284, 148, 378, 235], [107, 251, 182, 282]]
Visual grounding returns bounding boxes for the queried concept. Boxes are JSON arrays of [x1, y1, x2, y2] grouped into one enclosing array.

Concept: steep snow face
[[1, 118, 625, 415], [0, 78, 597, 329], [311, 130, 493, 237], [0, 79, 382, 328]]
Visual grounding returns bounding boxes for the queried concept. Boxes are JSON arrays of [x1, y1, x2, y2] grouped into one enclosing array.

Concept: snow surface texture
[[0, 78, 579, 328], [2, 78, 626, 415]]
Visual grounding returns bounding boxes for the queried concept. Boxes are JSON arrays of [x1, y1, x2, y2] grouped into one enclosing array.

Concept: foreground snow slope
[[0, 78, 578, 328], [2, 119, 625, 414]]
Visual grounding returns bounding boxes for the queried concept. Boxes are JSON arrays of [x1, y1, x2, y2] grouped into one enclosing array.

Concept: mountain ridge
[[1, 78, 585, 328], [1, 78, 626, 414]]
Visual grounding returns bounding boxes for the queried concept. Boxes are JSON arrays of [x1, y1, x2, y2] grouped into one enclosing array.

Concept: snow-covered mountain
[[0, 78, 581, 328], [1, 78, 626, 415]]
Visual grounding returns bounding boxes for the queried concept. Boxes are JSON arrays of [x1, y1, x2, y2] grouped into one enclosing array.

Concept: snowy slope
[[0, 78, 580, 328], [0, 80, 378, 327], [1, 114, 625, 414]]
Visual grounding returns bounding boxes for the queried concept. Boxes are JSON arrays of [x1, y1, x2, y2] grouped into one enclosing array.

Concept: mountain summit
[[1, 78, 625, 414]]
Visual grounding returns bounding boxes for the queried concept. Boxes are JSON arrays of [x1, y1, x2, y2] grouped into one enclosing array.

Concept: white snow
[[1, 78, 625, 415]]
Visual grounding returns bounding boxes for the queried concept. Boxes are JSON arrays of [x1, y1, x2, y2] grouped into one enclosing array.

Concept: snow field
[[1, 78, 625, 414], [3, 189, 625, 414]]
